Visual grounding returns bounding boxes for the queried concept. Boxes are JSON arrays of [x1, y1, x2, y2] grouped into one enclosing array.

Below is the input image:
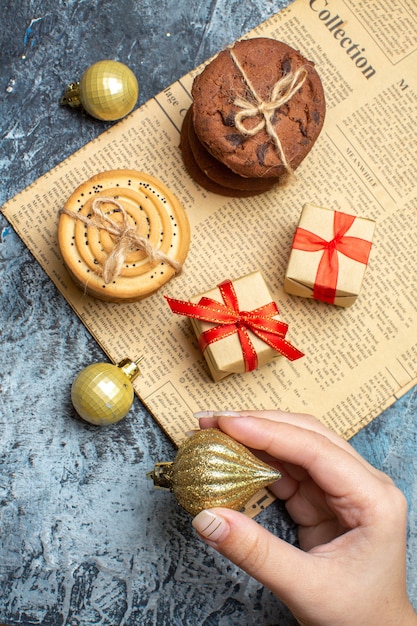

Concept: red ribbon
[[292, 211, 373, 304], [166, 279, 303, 372]]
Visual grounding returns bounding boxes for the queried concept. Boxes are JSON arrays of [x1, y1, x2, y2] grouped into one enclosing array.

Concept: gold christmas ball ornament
[[71, 357, 142, 425], [61, 60, 139, 121], [147, 428, 281, 516]]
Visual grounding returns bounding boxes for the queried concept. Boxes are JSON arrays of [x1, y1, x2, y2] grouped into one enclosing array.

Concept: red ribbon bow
[[166, 279, 303, 372], [292, 211, 373, 304]]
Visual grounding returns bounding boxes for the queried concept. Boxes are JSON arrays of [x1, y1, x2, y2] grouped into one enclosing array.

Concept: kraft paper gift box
[[166, 271, 303, 382], [284, 203, 375, 307]]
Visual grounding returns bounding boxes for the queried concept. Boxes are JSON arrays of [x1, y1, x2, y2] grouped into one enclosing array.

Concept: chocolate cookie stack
[[181, 37, 326, 197]]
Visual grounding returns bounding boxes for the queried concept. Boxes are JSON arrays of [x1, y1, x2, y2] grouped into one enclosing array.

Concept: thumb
[[192, 508, 310, 601]]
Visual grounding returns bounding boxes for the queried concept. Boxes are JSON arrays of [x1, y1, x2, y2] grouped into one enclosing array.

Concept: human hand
[[192, 410, 417, 626]]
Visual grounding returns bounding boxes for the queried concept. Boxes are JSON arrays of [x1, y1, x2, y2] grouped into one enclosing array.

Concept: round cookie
[[192, 37, 326, 179], [58, 170, 190, 302]]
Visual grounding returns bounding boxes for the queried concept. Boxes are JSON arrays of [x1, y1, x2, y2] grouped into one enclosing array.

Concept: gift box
[[284, 204, 375, 307], [166, 271, 303, 381]]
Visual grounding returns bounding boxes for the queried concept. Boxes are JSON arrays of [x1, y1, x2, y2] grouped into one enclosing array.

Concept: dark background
[[1, 1, 416, 624]]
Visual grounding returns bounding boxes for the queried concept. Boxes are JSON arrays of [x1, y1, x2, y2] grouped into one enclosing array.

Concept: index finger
[[216, 415, 387, 508], [202, 410, 388, 482]]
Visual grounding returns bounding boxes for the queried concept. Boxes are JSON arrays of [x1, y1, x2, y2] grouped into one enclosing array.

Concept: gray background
[[1, 1, 416, 624]]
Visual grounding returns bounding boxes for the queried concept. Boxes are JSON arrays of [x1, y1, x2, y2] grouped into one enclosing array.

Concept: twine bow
[[166, 279, 303, 372], [229, 48, 308, 178], [292, 211, 373, 303], [60, 197, 182, 284]]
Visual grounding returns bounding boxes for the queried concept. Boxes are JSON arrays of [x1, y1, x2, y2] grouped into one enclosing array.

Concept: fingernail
[[192, 510, 229, 543], [193, 411, 215, 418], [184, 429, 199, 437], [193, 410, 247, 419]]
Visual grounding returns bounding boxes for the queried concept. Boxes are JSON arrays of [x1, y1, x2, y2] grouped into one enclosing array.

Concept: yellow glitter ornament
[[147, 428, 281, 516], [61, 60, 139, 121], [71, 357, 141, 425]]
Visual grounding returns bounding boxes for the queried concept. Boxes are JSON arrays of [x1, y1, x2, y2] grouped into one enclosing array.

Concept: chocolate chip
[[312, 110, 321, 125], [221, 111, 236, 127], [257, 142, 269, 166], [298, 120, 308, 137], [281, 56, 292, 75], [226, 133, 246, 147]]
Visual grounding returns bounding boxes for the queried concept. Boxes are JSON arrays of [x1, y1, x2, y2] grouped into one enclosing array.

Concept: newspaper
[[2, 0, 417, 515]]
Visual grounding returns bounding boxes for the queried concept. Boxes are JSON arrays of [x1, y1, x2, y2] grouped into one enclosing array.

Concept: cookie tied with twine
[[58, 170, 190, 302], [229, 48, 307, 182], [191, 37, 326, 181]]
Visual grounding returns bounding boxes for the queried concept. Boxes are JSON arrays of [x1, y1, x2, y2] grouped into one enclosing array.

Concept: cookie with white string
[[192, 38, 326, 181], [58, 170, 190, 302]]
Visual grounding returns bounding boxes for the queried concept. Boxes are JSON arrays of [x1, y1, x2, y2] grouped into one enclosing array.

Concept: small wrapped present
[[284, 203, 375, 307], [166, 271, 303, 381]]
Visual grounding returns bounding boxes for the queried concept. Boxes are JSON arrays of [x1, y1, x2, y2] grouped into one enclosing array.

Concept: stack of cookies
[[181, 37, 326, 197]]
